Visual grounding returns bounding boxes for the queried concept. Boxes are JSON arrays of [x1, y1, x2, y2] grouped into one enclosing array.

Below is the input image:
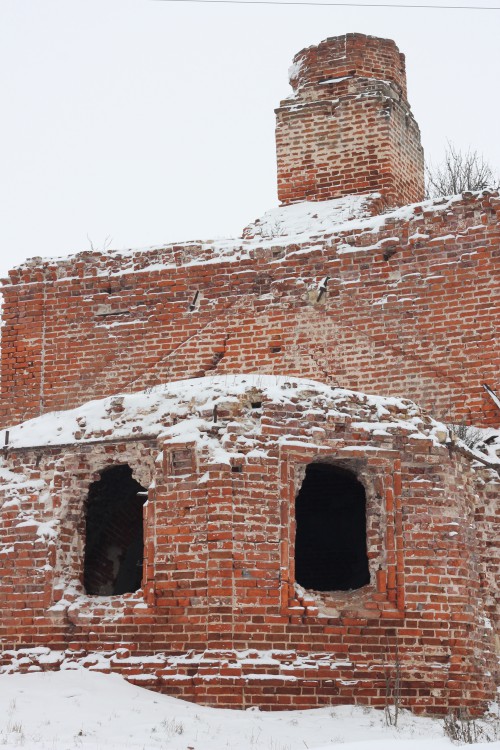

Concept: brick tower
[[276, 34, 425, 207]]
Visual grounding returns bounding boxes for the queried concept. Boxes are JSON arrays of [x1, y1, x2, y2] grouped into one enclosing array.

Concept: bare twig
[[426, 142, 499, 198]]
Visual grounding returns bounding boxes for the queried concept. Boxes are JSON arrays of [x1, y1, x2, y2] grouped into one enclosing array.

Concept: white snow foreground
[[0, 670, 498, 750]]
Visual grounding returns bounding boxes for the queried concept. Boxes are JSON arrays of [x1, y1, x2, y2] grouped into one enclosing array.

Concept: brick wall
[[0, 32, 498, 717], [276, 34, 425, 206], [0, 384, 498, 712], [1, 191, 498, 430]]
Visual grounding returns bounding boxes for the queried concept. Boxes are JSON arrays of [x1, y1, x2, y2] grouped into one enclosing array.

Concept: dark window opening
[[295, 463, 370, 592], [83, 465, 146, 596]]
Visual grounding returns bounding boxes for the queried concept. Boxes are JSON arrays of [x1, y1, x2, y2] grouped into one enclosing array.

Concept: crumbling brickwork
[[0, 33, 498, 715], [1, 191, 498, 430], [276, 34, 425, 206], [0, 379, 498, 712]]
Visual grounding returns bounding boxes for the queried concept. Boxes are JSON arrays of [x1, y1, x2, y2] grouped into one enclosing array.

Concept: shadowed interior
[[83, 464, 146, 595], [295, 463, 370, 591]]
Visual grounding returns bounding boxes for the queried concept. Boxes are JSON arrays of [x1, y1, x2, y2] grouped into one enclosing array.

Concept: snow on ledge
[[241, 193, 377, 240], [1, 375, 498, 470], [2, 374, 434, 451], [6, 190, 496, 284]]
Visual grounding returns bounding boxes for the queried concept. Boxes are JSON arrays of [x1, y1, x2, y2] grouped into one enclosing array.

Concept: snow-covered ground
[[0, 671, 498, 750]]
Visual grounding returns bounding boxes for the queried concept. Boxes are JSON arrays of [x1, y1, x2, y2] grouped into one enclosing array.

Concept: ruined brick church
[[0, 34, 498, 714]]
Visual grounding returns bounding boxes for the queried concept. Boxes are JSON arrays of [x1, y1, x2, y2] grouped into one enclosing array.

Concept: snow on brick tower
[[0, 34, 499, 716], [276, 34, 425, 206]]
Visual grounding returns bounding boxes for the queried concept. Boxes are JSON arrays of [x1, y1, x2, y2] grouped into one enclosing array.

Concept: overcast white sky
[[0, 0, 499, 278]]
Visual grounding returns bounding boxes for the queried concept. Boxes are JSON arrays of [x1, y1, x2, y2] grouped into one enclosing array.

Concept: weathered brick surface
[[0, 33, 498, 715], [1, 191, 498, 430], [0, 381, 498, 712], [276, 34, 425, 206]]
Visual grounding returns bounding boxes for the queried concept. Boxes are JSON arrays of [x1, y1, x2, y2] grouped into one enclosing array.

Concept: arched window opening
[[83, 464, 146, 596], [295, 463, 370, 592]]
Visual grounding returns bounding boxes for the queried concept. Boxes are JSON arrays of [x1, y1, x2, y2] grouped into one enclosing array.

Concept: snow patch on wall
[[2, 374, 444, 453]]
